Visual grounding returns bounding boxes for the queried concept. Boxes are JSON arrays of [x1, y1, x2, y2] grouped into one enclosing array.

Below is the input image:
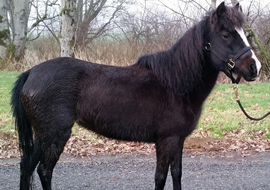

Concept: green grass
[[199, 83, 270, 138], [1, 71, 270, 139], [0, 71, 20, 111], [0, 71, 20, 133]]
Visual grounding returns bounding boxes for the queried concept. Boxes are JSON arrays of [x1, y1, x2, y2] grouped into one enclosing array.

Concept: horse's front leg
[[155, 137, 184, 190], [170, 138, 184, 190], [155, 139, 170, 190]]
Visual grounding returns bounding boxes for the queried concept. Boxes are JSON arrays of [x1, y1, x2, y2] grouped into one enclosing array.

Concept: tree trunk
[[211, 0, 216, 9], [60, 0, 77, 57], [231, 0, 239, 6], [9, 0, 30, 60], [75, 0, 107, 48], [0, 0, 9, 59]]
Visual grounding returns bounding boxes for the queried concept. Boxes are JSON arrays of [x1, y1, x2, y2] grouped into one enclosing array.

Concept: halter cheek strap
[[205, 43, 251, 84]]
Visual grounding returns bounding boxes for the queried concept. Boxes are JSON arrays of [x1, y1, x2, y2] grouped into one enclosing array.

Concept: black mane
[[134, 5, 245, 97], [135, 18, 208, 96]]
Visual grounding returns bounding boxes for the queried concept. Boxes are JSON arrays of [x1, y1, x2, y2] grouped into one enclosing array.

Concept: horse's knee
[[155, 171, 168, 187], [155, 136, 184, 190], [170, 157, 182, 175], [37, 163, 47, 179], [171, 165, 181, 177], [37, 163, 53, 190], [155, 150, 170, 189], [170, 165, 182, 189]]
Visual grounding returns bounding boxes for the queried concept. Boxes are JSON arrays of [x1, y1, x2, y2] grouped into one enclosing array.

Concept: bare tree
[[0, 0, 9, 59], [75, 0, 107, 49], [211, 0, 216, 9], [60, 0, 77, 57], [230, 0, 239, 6], [0, 0, 61, 60], [59, 0, 128, 57], [74, 0, 126, 50], [7, 0, 31, 60], [245, 0, 270, 75], [154, 0, 205, 31], [28, 0, 60, 43]]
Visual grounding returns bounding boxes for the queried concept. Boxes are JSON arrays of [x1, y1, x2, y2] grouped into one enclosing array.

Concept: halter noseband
[[205, 43, 251, 84]]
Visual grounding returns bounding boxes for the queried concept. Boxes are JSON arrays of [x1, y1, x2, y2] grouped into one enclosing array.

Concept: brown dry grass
[[3, 36, 268, 83], [4, 35, 172, 71], [1, 128, 270, 159]]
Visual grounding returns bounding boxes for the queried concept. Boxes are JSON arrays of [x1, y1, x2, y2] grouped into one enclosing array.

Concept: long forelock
[[211, 6, 245, 31]]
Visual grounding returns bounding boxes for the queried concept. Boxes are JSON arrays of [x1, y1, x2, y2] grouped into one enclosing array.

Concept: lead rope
[[233, 85, 270, 121]]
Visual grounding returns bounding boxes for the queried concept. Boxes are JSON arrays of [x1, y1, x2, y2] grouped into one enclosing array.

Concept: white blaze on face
[[235, 27, 261, 76]]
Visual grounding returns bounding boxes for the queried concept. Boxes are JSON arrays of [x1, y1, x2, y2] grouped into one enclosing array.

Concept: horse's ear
[[210, 2, 227, 25], [234, 3, 243, 12], [216, 2, 227, 16]]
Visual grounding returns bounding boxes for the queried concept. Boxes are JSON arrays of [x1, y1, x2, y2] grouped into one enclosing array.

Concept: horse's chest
[[161, 103, 202, 137]]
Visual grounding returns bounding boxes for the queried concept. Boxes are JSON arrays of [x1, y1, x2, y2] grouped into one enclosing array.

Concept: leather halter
[[205, 44, 270, 122], [205, 43, 251, 84]]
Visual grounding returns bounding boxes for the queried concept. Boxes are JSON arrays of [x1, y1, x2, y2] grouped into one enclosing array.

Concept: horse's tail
[[11, 70, 33, 159]]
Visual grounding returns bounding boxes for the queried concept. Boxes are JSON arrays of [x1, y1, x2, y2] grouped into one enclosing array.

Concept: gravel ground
[[1, 153, 270, 190]]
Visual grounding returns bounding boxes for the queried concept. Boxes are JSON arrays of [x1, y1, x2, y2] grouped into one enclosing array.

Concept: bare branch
[[41, 16, 60, 46], [156, 0, 197, 24]]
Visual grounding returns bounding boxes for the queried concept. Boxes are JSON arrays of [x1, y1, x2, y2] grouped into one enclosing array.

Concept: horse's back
[[23, 57, 87, 90]]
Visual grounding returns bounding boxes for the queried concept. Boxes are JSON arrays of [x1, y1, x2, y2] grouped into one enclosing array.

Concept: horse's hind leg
[[20, 139, 42, 190], [37, 121, 73, 190]]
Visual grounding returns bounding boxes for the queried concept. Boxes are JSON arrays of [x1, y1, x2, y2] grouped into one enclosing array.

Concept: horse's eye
[[222, 33, 231, 39]]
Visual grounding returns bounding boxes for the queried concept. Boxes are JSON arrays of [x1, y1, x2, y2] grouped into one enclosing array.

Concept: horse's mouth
[[243, 75, 258, 82], [250, 77, 257, 81]]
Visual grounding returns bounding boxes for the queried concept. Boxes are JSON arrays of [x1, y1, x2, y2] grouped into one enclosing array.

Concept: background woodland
[[0, 0, 270, 81]]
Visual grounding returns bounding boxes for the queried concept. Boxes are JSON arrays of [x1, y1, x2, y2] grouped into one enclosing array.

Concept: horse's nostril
[[249, 63, 257, 74]]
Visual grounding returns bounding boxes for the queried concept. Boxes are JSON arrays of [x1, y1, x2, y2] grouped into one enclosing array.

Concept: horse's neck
[[186, 61, 219, 106], [200, 64, 219, 99], [171, 44, 219, 104]]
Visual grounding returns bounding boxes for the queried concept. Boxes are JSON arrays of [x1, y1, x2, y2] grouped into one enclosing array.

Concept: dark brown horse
[[11, 2, 261, 190]]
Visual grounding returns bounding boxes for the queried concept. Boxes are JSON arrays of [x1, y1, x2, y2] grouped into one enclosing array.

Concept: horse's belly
[[76, 116, 156, 143]]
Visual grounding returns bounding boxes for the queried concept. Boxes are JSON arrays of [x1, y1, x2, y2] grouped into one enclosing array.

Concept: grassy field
[[1, 71, 270, 139], [0, 71, 20, 133], [199, 83, 270, 138]]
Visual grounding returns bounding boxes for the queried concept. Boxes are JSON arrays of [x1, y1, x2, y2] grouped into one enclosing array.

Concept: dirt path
[[2, 134, 270, 159], [1, 152, 270, 190], [1, 132, 270, 189]]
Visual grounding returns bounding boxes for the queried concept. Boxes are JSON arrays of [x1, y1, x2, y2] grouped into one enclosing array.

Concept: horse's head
[[206, 2, 261, 83]]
